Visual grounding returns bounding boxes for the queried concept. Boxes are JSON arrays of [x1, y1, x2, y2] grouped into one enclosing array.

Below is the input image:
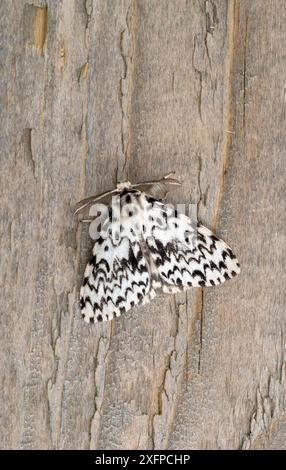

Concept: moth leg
[[80, 217, 98, 223]]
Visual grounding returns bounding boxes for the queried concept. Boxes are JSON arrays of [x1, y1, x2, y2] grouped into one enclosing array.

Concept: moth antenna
[[163, 171, 176, 179]]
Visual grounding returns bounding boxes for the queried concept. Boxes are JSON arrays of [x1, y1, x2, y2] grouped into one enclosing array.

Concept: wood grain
[[0, 0, 285, 449]]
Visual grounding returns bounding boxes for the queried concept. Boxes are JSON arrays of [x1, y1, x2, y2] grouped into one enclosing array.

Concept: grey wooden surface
[[1, 0, 286, 450]]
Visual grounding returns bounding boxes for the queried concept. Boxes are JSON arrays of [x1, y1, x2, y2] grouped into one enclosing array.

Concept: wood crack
[[197, 288, 204, 374], [212, 0, 237, 230], [241, 360, 286, 449], [117, 0, 136, 182], [89, 324, 113, 449], [149, 299, 188, 449], [191, 35, 203, 123], [21, 128, 36, 179], [242, 15, 248, 138]]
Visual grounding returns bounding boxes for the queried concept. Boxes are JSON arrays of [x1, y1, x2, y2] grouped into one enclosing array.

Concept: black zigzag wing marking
[[80, 194, 156, 323], [142, 198, 240, 293], [80, 235, 153, 323]]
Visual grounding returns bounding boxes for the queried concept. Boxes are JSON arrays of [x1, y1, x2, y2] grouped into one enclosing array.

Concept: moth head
[[116, 181, 132, 191]]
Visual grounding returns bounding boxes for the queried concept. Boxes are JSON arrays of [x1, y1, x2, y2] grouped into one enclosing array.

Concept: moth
[[75, 174, 240, 323]]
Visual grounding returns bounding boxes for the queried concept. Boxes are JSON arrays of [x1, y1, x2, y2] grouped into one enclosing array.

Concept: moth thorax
[[117, 181, 132, 191]]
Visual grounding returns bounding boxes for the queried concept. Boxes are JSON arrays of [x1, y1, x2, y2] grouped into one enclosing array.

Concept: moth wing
[[80, 209, 154, 323], [143, 198, 240, 293]]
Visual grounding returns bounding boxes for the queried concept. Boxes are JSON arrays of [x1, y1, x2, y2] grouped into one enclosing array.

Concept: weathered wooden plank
[[168, 0, 286, 449], [98, 0, 234, 450], [0, 0, 285, 450], [1, 0, 89, 449]]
